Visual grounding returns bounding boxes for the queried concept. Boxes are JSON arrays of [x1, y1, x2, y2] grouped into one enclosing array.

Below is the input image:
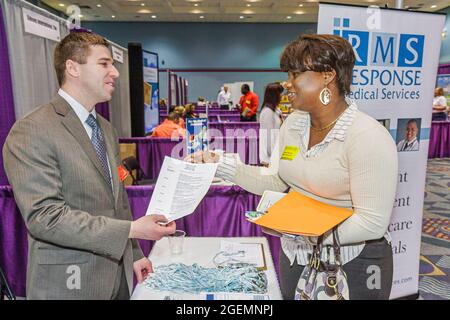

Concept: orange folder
[[253, 191, 353, 236]]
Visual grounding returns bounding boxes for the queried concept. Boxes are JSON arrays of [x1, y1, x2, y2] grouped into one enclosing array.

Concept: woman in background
[[259, 83, 283, 166], [432, 87, 448, 121]]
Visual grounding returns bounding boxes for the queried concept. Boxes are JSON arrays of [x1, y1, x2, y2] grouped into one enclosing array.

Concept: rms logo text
[[333, 17, 424, 100]]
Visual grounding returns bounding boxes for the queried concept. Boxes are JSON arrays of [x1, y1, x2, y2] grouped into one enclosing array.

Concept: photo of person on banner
[[396, 118, 421, 152]]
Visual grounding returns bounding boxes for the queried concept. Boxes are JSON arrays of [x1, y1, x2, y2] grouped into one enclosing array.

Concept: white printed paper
[[146, 157, 218, 222], [256, 190, 287, 213]]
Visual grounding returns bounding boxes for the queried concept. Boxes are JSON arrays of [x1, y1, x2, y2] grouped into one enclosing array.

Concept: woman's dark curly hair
[[280, 34, 355, 96]]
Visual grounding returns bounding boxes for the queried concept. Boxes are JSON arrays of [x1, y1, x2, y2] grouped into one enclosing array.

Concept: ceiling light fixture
[[58, 3, 65, 7], [431, 5, 437, 8], [194, 3, 198, 6], [111, 15, 116, 18], [240, 16, 244, 19], [141, 3, 145, 6], [286, 16, 292, 19], [247, 4, 251, 7], [199, 15, 204, 19], [298, 4, 303, 7], [97, 4, 101, 7], [151, 15, 157, 19], [295, 10, 305, 15]]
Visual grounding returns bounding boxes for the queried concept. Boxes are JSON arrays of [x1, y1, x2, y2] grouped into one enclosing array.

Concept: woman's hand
[[184, 150, 221, 163]]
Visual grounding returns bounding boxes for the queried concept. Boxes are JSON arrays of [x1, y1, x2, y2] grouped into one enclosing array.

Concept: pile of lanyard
[[144, 263, 267, 294]]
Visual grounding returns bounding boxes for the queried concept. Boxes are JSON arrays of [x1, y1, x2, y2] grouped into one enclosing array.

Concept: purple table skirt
[[208, 115, 242, 122], [160, 110, 239, 116], [119, 136, 259, 179], [428, 121, 450, 158], [0, 184, 280, 298]]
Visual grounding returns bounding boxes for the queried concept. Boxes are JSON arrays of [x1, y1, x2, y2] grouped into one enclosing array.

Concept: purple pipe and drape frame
[[0, 6, 16, 185], [438, 63, 450, 75]]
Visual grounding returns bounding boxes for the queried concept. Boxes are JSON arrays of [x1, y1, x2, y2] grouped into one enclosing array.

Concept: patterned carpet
[[419, 158, 450, 300]]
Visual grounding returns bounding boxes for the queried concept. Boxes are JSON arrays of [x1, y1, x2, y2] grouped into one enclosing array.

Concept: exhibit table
[[428, 120, 450, 158], [0, 184, 280, 298], [131, 237, 282, 300]]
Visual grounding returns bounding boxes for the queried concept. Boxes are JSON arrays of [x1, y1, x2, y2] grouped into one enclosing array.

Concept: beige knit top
[[216, 101, 398, 265]]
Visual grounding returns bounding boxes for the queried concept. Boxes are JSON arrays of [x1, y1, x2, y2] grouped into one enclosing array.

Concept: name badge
[[281, 146, 299, 161]]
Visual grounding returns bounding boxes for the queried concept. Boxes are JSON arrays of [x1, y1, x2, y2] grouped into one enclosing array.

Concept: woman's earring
[[319, 84, 331, 106]]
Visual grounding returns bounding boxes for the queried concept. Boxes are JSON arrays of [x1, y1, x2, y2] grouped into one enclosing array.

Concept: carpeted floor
[[419, 158, 450, 300]]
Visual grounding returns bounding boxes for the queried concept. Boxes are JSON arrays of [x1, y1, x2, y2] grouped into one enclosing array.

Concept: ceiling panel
[[42, 0, 450, 23]]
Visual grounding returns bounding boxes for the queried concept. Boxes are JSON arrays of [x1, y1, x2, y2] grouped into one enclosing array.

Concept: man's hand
[[184, 150, 220, 164], [133, 257, 153, 283], [129, 214, 176, 240]]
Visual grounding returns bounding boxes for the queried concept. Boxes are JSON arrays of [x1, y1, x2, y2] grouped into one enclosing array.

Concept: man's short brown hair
[[54, 32, 109, 86], [280, 34, 355, 96]]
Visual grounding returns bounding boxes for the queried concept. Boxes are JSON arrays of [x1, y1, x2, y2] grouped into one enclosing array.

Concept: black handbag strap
[[311, 227, 343, 267]]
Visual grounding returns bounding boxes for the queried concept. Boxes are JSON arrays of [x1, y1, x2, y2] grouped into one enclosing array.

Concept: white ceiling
[[43, 0, 450, 23]]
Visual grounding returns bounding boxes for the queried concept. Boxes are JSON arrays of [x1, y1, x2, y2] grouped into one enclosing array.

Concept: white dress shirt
[[217, 90, 231, 106], [58, 89, 113, 188]]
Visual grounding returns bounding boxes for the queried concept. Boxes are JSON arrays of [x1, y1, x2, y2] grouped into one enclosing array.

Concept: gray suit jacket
[[2, 95, 144, 299]]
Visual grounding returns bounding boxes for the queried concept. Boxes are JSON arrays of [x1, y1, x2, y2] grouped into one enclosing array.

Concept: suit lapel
[[51, 96, 114, 201], [98, 116, 120, 206]]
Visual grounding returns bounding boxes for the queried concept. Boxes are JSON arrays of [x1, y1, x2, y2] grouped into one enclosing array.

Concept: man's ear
[[65, 59, 80, 80]]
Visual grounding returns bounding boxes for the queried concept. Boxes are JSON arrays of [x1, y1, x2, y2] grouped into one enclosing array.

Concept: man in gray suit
[[2, 32, 176, 299]]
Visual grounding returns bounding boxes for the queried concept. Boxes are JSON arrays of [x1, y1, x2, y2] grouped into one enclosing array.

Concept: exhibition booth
[[0, 0, 449, 301]]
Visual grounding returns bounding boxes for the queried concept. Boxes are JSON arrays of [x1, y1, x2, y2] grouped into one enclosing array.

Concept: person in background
[[237, 84, 259, 122], [432, 87, 448, 121], [151, 112, 186, 138], [397, 119, 420, 152], [159, 98, 167, 110], [197, 96, 206, 107], [2, 32, 176, 300], [217, 86, 231, 109], [174, 106, 186, 128], [185, 104, 198, 119], [259, 83, 284, 166]]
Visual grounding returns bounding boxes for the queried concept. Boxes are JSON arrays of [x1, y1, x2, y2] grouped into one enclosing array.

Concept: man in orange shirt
[[238, 84, 258, 122], [151, 112, 186, 138]]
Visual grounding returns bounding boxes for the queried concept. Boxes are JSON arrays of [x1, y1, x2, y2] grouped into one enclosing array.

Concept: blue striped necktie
[[86, 114, 112, 189]]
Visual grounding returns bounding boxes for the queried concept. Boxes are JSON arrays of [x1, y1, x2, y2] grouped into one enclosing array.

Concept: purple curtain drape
[[438, 63, 450, 75], [0, 186, 28, 297], [0, 6, 16, 185], [208, 122, 260, 137], [119, 136, 260, 179], [95, 102, 110, 121], [428, 121, 450, 158]]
